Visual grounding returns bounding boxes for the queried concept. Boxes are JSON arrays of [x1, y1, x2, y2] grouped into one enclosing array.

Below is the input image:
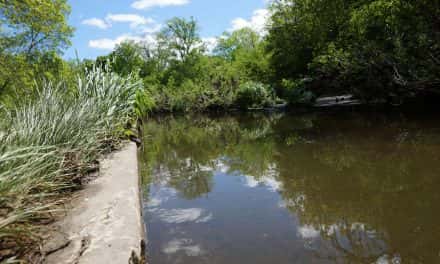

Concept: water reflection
[[140, 112, 440, 264]]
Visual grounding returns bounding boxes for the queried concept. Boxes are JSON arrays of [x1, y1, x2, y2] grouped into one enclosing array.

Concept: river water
[[140, 110, 440, 264]]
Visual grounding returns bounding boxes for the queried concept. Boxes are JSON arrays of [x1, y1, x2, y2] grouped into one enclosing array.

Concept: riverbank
[[0, 66, 143, 262], [44, 143, 144, 264]]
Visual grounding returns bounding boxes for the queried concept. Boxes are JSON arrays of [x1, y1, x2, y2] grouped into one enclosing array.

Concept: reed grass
[[0, 65, 142, 261]]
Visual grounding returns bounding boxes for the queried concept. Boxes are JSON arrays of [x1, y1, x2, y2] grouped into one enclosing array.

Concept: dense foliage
[[1, 0, 439, 111], [97, 1, 439, 108], [95, 18, 287, 111], [267, 0, 440, 101], [0, 0, 75, 98]]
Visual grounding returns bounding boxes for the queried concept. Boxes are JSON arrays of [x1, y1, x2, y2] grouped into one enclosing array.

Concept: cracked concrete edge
[[45, 142, 146, 264]]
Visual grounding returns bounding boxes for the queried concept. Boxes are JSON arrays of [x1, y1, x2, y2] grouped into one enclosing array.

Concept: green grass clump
[[0, 65, 142, 261]]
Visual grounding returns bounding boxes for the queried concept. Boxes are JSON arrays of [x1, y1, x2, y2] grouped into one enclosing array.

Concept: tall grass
[[0, 65, 142, 261]]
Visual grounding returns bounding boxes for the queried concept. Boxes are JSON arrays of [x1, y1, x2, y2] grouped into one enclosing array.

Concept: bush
[[235, 81, 276, 109], [145, 77, 238, 112], [280, 79, 315, 105], [135, 90, 156, 117]]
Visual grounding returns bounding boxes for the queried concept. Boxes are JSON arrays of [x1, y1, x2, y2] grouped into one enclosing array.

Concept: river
[[140, 110, 440, 264]]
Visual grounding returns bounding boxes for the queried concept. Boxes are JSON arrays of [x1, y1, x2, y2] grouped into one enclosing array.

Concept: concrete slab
[[45, 143, 144, 264], [314, 95, 361, 107]]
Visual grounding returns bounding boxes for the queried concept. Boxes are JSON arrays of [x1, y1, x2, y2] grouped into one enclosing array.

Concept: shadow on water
[[139, 110, 440, 264]]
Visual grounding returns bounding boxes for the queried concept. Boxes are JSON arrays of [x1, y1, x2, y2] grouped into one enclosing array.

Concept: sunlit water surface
[[140, 111, 440, 264]]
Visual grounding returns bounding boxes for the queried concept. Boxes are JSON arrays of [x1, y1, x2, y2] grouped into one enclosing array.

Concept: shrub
[[135, 90, 156, 117], [145, 78, 237, 112], [280, 79, 315, 105], [235, 81, 276, 109]]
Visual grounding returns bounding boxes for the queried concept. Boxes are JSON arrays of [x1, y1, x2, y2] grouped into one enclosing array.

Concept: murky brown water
[[140, 110, 440, 264]]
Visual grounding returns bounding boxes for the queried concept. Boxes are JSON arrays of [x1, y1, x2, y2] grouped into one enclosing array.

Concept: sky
[[65, 0, 270, 59]]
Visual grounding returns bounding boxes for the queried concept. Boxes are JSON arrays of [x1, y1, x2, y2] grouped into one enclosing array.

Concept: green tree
[[0, 0, 74, 96], [157, 17, 203, 62], [215, 28, 270, 83], [0, 0, 74, 55], [102, 41, 144, 76], [266, 0, 440, 101], [215, 28, 261, 61], [267, 0, 351, 82]]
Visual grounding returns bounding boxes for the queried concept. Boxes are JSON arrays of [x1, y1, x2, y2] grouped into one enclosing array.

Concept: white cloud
[[86, 13, 161, 50], [196, 213, 213, 223], [89, 34, 156, 50], [156, 208, 213, 224], [244, 176, 259, 188], [215, 159, 230, 174], [82, 13, 157, 31], [131, 0, 190, 10], [243, 164, 281, 192], [375, 255, 402, 264], [202, 37, 218, 54], [298, 225, 320, 239], [89, 38, 118, 50], [82, 18, 109, 29], [106, 13, 154, 28], [163, 239, 203, 256], [244, 175, 282, 192], [230, 9, 270, 34]]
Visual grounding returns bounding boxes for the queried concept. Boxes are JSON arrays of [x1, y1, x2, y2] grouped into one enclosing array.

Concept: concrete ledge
[[45, 143, 144, 264]]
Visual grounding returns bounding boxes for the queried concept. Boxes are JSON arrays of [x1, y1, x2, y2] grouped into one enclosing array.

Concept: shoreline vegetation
[[0, 0, 439, 262], [0, 66, 142, 262]]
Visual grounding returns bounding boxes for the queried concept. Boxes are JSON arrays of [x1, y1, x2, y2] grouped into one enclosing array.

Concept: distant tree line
[[92, 0, 440, 109], [1, 0, 439, 110]]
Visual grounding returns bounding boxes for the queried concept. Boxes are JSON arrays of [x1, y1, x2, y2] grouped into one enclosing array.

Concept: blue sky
[[65, 0, 270, 59]]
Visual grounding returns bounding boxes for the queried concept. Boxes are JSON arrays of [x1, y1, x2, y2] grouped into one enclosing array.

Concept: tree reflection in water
[[140, 111, 440, 263]]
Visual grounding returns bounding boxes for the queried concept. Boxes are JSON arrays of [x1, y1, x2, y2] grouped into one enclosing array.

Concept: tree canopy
[[157, 17, 203, 62], [0, 0, 74, 97], [2, 0, 440, 108], [0, 0, 74, 55], [267, 0, 440, 100]]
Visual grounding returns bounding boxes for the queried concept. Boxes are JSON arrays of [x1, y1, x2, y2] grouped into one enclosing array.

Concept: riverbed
[[139, 110, 440, 264]]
